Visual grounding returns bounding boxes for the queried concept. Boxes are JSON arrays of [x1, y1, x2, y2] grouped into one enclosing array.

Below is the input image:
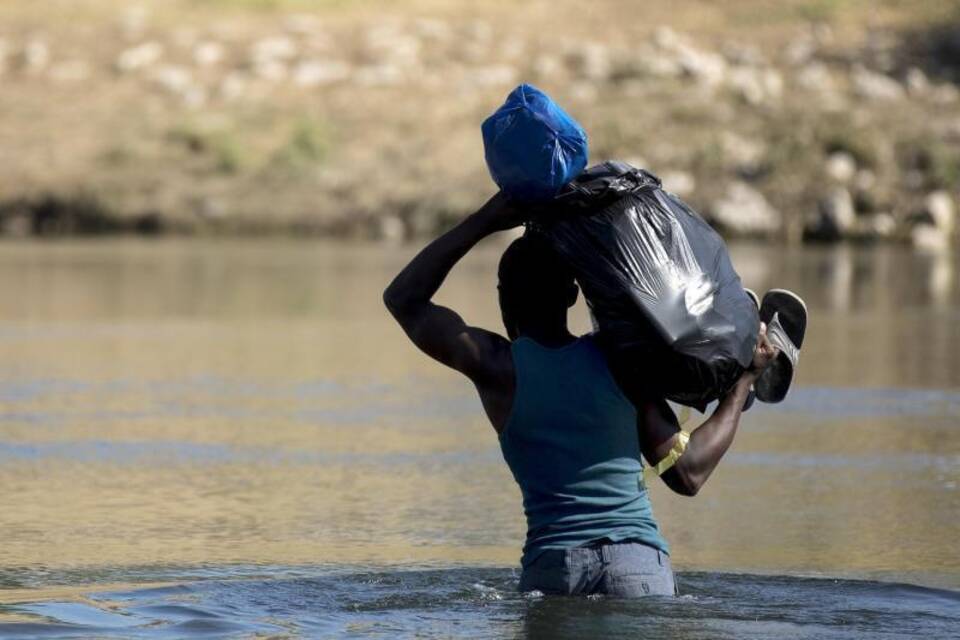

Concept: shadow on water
[[1, 567, 958, 639]]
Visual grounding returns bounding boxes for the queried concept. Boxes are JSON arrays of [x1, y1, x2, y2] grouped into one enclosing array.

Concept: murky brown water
[[0, 239, 957, 637]]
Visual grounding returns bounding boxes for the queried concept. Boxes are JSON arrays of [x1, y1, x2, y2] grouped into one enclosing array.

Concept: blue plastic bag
[[482, 84, 589, 202]]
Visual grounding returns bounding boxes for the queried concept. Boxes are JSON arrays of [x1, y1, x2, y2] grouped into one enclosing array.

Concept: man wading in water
[[383, 193, 778, 596]]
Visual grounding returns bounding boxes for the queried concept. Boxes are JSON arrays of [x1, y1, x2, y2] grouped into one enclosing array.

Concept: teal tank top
[[498, 334, 669, 567]]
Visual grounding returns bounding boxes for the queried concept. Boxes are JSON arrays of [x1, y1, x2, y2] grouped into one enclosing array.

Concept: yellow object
[[645, 430, 690, 479]]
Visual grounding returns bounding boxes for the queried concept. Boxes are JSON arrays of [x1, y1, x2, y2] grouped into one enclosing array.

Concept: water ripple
[[1, 567, 958, 639]]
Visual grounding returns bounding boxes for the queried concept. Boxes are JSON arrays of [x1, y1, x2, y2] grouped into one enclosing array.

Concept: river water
[[0, 239, 957, 638]]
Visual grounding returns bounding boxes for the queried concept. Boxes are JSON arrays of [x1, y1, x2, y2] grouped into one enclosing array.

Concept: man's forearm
[[383, 208, 497, 313], [673, 374, 755, 494]]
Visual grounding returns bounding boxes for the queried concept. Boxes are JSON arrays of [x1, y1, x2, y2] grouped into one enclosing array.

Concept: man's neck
[[518, 326, 576, 348]]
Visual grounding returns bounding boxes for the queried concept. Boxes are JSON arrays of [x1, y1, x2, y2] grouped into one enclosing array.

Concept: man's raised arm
[[636, 327, 778, 496], [382, 192, 520, 383]]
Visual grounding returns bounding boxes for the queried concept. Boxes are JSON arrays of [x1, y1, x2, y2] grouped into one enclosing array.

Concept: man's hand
[[475, 191, 529, 233], [746, 322, 779, 380]]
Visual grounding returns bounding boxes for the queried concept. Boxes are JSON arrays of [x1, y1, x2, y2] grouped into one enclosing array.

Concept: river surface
[[0, 239, 957, 638]]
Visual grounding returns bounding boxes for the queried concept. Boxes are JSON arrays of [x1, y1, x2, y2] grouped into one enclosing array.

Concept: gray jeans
[[518, 541, 676, 597]]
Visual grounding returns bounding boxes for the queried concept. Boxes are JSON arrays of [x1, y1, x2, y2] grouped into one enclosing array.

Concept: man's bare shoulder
[[471, 329, 514, 387], [471, 333, 516, 434]]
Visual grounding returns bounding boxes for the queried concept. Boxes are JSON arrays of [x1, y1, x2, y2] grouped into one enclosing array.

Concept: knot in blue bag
[[482, 84, 588, 202]]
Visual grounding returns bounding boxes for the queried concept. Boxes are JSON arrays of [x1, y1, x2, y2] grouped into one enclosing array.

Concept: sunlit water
[[0, 239, 957, 638]]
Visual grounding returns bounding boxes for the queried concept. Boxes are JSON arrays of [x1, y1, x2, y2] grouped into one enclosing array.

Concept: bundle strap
[[644, 429, 691, 480]]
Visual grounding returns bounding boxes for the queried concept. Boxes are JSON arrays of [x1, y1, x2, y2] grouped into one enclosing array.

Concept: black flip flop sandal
[[755, 289, 807, 403]]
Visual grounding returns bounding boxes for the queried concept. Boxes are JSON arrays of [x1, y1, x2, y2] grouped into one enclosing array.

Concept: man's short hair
[[498, 232, 576, 307]]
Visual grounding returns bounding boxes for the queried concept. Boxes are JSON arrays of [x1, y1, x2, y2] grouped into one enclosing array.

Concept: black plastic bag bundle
[[531, 161, 759, 408]]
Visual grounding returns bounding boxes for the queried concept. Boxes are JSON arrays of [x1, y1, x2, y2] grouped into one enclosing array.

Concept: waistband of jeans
[[580, 539, 664, 564]]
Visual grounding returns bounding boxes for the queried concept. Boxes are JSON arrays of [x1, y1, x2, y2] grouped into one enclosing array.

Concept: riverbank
[[1, 0, 957, 247]]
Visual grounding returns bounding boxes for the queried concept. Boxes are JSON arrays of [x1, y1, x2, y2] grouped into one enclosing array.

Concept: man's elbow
[[677, 481, 700, 497], [671, 478, 700, 497], [382, 283, 408, 318], [382, 286, 399, 315], [664, 467, 703, 497]]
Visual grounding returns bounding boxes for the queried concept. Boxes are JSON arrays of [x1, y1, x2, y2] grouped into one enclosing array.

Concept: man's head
[[497, 232, 578, 339]]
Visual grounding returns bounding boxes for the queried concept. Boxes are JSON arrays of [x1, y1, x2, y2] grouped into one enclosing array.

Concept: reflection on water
[[732, 243, 956, 312], [0, 239, 957, 636]]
